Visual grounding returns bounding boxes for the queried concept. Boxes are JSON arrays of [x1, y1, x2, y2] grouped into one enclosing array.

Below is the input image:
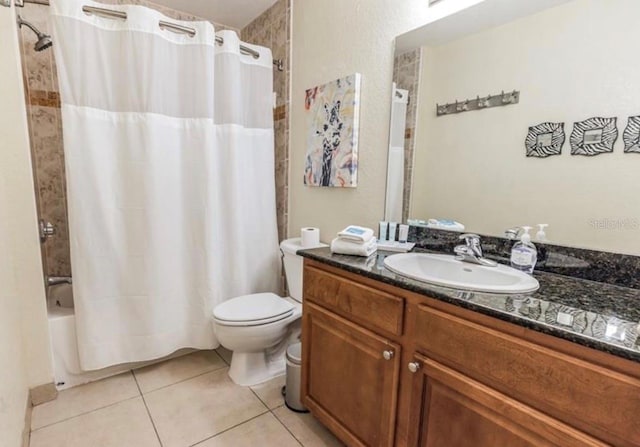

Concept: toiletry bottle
[[535, 224, 548, 241], [510, 226, 537, 274], [379, 221, 388, 241], [389, 222, 398, 241], [398, 224, 409, 243]]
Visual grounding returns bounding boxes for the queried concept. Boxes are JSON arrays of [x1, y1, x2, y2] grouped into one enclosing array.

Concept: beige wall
[[0, 4, 54, 446], [289, 0, 486, 242], [412, 0, 640, 254]]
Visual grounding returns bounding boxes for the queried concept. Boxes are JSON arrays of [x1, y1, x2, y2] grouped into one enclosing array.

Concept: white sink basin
[[383, 253, 539, 294]]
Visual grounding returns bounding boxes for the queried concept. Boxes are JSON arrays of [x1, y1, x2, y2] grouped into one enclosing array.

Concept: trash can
[[284, 342, 308, 412]]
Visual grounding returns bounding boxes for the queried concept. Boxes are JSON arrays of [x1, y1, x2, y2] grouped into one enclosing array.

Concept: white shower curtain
[[211, 31, 280, 301], [50, 0, 280, 370]]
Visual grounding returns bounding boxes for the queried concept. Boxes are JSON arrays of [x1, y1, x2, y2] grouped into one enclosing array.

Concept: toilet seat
[[213, 293, 294, 327]]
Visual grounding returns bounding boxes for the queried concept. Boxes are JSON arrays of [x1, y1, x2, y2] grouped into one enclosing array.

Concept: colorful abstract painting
[[304, 73, 361, 187]]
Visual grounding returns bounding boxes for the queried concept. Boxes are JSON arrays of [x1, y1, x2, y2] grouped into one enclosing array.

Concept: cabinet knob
[[382, 350, 394, 360], [408, 361, 420, 373]]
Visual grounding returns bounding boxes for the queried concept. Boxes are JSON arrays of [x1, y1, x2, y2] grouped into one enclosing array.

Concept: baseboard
[[30, 382, 57, 406], [22, 393, 32, 447]]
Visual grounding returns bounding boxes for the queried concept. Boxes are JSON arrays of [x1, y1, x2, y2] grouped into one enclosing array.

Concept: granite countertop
[[299, 247, 640, 363]]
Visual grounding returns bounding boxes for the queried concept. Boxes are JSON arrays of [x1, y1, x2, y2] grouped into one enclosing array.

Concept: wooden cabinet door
[[302, 302, 401, 447], [408, 354, 607, 447]]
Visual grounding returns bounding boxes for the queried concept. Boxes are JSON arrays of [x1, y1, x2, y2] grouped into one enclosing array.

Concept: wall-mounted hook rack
[[436, 89, 520, 117]]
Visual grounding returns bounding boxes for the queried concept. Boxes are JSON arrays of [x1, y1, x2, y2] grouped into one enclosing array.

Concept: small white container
[[379, 221, 388, 241], [398, 224, 409, 243], [388, 222, 398, 241]]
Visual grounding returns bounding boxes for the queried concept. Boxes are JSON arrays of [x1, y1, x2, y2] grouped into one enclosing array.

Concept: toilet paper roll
[[301, 227, 320, 248]]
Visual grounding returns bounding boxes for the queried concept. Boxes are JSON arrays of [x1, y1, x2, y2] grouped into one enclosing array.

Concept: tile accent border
[[28, 90, 60, 108], [273, 104, 287, 121]]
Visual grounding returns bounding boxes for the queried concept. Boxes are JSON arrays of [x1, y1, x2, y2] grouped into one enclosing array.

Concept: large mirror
[[390, 0, 640, 255]]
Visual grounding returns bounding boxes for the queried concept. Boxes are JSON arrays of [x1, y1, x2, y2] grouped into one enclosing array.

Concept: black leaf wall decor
[[623, 116, 640, 153], [570, 117, 618, 156], [525, 122, 565, 157]]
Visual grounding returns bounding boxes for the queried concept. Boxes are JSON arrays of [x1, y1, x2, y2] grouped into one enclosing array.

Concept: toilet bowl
[[212, 238, 324, 386]]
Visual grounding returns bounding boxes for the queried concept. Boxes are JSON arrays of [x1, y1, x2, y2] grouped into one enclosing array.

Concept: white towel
[[337, 225, 375, 243], [331, 237, 377, 257]]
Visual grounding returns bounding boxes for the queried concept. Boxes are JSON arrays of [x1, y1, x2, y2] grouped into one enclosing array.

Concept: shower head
[[17, 15, 53, 52], [34, 34, 53, 52]]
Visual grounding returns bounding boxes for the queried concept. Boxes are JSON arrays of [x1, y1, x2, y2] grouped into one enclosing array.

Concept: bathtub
[[47, 284, 192, 390]]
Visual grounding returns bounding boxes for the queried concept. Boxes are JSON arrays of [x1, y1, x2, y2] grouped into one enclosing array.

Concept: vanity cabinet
[[302, 264, 403, 446], [301, 259, 640, 447], [302, 302, 401, 447], [407, 354, 600, 447]]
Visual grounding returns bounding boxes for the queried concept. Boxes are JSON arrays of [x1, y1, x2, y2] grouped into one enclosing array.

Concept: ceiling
[[150, 0, 278, 29], [396, 0, 572, 52]]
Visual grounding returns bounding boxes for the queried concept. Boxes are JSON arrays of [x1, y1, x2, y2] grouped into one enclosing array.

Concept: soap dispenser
[[535, 224, 548, 241], [510, 226, 537, 274]]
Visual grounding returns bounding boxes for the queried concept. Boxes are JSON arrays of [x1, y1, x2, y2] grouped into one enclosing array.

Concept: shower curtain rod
[[13, 0, 285, 71]]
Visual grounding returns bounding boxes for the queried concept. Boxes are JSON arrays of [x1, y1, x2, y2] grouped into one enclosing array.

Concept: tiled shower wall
[[393, 48, 422, 223], [19, 0, 291, 280], [241, 0, 291, 242], [20, 2, 69, 278]]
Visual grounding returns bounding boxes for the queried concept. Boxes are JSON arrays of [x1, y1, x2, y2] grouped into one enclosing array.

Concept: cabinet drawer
[[303, 265, 404, 337], [414, 304, 640, 447]]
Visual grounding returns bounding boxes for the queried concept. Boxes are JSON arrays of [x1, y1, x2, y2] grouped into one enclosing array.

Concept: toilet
[[213, 238, 321, 386]]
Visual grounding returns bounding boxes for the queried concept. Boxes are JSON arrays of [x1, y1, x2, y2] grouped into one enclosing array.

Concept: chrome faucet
[[47, 276, 72, 286], [454, 234, 497, 267]]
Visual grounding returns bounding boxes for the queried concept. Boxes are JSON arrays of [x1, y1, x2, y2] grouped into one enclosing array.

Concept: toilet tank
[[280, 238, 327, 302]]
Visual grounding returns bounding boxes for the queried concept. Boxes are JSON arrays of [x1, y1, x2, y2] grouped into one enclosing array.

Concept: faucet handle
[[504, 227, 522, 240], [459, 233, 480, 244], [459, 234, 482, 257]]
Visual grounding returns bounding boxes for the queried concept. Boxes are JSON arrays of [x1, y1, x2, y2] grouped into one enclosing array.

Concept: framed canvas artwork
[[304, 73, 361, 187]]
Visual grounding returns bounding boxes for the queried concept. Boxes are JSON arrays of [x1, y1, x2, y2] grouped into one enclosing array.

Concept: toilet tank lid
[[280, 238, 328, 255]]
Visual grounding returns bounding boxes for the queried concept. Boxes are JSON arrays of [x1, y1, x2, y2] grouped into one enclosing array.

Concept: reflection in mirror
[[391, 0, 640, 255], [384, 84, 409, 222], [390, 49, 422, 223]]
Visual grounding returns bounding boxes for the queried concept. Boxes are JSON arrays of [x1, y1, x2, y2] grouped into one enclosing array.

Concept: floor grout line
[[31, 352, 325, 447], [188, 409, 271, 447], [32, 353, 227, 433], [30, 393, 141, 433], [248, 385, 274, 411], [30, 371, 141, 432], [270, 405, 304, 447], [137, 363, 229, 396], [132, 370, 164, 447], [214, 348, 231, 366]]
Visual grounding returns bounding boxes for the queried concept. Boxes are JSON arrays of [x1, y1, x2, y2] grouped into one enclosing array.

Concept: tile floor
[[29, 349, 344, 447]]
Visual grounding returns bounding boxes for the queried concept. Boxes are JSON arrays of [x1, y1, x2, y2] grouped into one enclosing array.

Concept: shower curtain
[[50, 0, 280, 370]]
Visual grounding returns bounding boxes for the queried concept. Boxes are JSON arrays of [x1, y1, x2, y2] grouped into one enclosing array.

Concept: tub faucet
[[454, 234, 497, 267], [47, 276, 72, 286]]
